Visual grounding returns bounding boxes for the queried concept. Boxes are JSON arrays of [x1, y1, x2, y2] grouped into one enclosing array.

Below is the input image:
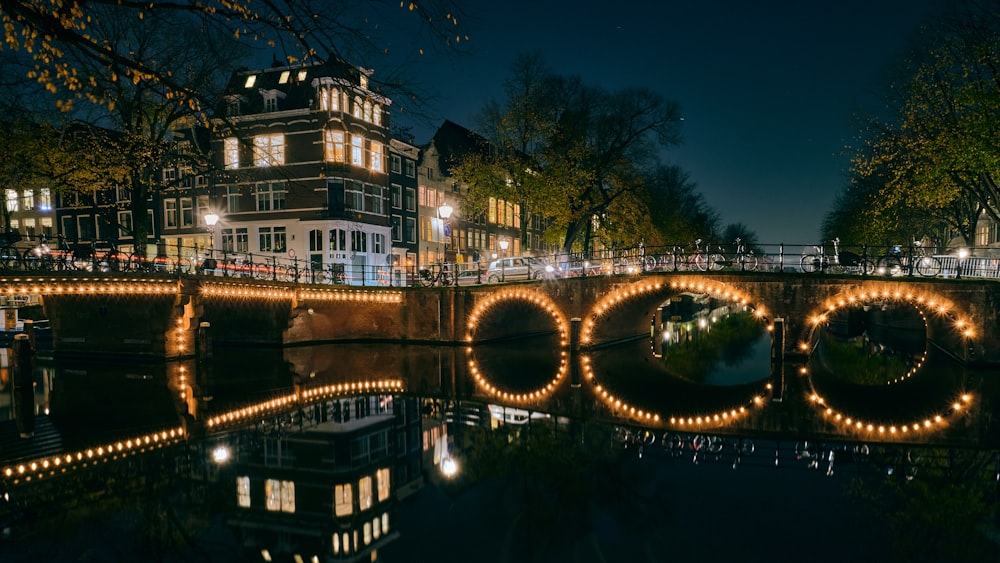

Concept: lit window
[[363, 522, 372, 545], [334, 483, 353, 516], [351, 135, 364, 166], [376, 468, 390, 502], [325, 130, 345, 162], [244, 75, 256, 88], [5, 190, 17, 212], [237, 476, 251, 508], [297, 70, 307, 81], [264, 479, 295, 513], [224, 137, 240, 169], [281, 480, 295, 513], [369, 140, 383, 172], [332, 533, 339, 555], [381, 513, 389, 533], [373, 517, 381, 539], [255, 182, 286, 211], [358, 476, 373, 511], [22, 190, 33, 210], [39, 188, 52, 211], [253, 133, 284, 166], [353, 97, 362, 119], [363, 100, 372, 122], [372, 103, 382, 126], [164, 200, 178, 229], [278, 70, 290, 84]]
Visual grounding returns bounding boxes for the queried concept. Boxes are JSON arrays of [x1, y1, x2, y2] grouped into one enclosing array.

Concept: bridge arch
[[799, 286, 975, 439]]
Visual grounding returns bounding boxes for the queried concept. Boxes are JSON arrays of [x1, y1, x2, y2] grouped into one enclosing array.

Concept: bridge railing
[[3, 238, 1000, 286]]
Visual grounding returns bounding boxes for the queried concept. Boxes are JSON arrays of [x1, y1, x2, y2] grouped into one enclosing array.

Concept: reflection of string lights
[[300, 380, 404, 400], [802, 390, 972, 437], [1, 427, 186, 485], [466, 289, 567, 344], [581, 354, 767, 427], [467, 348, 568, 402], [206, 393, 299, 429], [801, 287, 976, 436]]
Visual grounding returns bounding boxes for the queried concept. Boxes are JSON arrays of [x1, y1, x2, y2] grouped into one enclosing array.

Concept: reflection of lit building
[[652, 292, 732, 358], [227, 394, 422, 562]]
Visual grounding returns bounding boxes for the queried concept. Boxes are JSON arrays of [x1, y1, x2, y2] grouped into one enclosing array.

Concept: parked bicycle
[[907, 240, 943, 277], [800, 237, 873, 274], [709, 237, 758, 271], [418, 264, 452, 287]]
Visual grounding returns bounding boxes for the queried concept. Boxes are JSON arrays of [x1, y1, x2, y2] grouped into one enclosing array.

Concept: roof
[[425, 120, 492, 176]]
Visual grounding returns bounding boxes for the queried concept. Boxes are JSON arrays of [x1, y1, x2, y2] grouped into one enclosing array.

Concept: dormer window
[[360, 74, 368, 89], [226, 97, 241, 117], [244, 75, 256, 88], [261, 89, 285, 113], [278, 71, 290, 84], [297, 70, 307, 81]]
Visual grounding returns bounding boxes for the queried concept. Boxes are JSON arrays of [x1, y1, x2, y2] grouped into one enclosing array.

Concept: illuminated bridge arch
[[800, 285, 975, 438]]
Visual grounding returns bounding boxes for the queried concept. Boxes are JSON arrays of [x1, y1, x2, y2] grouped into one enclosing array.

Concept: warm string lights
[[0, 277, 177, 296], [296, 287, 403, 303], [1, 427, 185, 485], [465, 289, 568, 344], [200, 283, 295, 300], [300, 379, 404, 400], [206, 393, 299, 429], [804, 390, 973, 437], [799, 287, 976, 437], [467, 347, 568, 402]]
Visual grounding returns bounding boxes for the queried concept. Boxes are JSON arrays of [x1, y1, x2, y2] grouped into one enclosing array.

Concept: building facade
[[211, 59, 396, 286]]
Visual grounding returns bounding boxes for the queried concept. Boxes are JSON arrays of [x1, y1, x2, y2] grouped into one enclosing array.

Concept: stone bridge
[[9, 271, 998, 365]]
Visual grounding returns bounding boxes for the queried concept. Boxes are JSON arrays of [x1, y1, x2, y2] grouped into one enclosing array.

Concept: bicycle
[[873, 244, 905, 276], [800, 237, 873, 274], [731, 437, 755, 469], [672, 239, 710, 271], [418, 264, 453, 287], [710, 237, 758, 271], [907, 240, 942, 277]]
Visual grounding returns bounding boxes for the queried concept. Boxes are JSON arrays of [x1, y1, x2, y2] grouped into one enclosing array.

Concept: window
[[372, 103, 382, 126], [390, 184, 401, 209], [325, 130, 345, 162], [334, 483, 353, 516], [372, 232, 385, 254], [6, 190, 17, 212], [309, 229, 322, 252], [226, 186, 240, 213], [253, 133, 284, 166], [273, 226, 286, 252], [404, 188, 416, 212], [224, 137, 240, 169], [364, 184, 383, 214], [353, 96, 362, 118], [278, 70, 290, 84], [264, 479, 295, 513], [359, 476, 373, 511], [363, 100, 372, 122], [22, 190, 33, 211], [363, 522, 372, 546], [351, 230, 367, 253], [39, 188, 52, 211], [180, 197, 194, 227], [405, 159, 415, 177], [259, 227, 274, 252], [263, 91, 278, 112], [41, 217, 53, 238], [235, 228, 248, 252], [376, 468, 390, 502], [237, 476, 251, 508], [23, 218, 35, 238], [351, 135, 364, 166], [223, 227, 249, 253], [162, 168, 176, 184], [391, 215, 402, 242], [227, 98, 240, 117], [345, 181, 363, 211], [255, 182, 286, 211], [115, 185, 130, 203], [405, 217, 416, 244], [118, 211, 132, 237], [391, 155, 401, 174], [369, 140, 383, 172], [164, 200, 178, 229], [196, 196, 209, 226], [78, 215, 95, 240], [329, 228, 346, 251], [244, 75, 256, 88]]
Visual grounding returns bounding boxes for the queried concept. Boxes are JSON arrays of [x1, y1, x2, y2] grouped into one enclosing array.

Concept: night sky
[[396, 1, 937, 247]]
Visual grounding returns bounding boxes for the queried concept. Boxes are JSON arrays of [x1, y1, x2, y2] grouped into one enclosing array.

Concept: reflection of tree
[[818, 334, 909, 385], [849, 448, 997, 562], [659, 312, 764, 383]]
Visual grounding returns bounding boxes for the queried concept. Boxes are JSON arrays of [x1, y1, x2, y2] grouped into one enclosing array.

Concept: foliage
[[659, 310, 765, 383], [453, 52, 687, 254], [817, 333, 910, 385], [843, 1, 1000, 247], [644, 165, 721, 247]]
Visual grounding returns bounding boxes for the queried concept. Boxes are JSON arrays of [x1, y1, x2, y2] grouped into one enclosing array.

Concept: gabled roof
[[425, 119, 492, 176]]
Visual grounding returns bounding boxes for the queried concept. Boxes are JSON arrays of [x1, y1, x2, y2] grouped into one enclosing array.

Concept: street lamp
[[438, 202, 453, 257], [499, 239, 509, 282], [204, 212, 220, 275], [956, 247, 969, 279]]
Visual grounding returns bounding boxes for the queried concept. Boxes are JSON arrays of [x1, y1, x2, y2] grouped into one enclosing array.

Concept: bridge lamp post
[[499, 239, 509, 282], [438, 202, 453, 263], [204, 212, 219, 252], [957, 247, 969, 279]]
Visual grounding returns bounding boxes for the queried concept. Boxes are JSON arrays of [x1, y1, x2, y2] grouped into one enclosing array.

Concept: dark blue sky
[[396, 1, 936, 246]]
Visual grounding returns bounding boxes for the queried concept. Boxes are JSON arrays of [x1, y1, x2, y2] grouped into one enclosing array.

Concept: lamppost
[[956, 247, 969, 279], [499, 239, 509, 282], [204, 212, 219, 274], [438, 202, 453, 261]]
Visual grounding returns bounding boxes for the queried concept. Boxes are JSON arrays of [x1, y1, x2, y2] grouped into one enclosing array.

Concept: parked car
[[484, 256, 560, 282]]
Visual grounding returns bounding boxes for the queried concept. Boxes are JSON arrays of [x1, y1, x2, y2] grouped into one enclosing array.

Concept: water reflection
[[652, 291, 770, 385], [0, 337, 994, 562]]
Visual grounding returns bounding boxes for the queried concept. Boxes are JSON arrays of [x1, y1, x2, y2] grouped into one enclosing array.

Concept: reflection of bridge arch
[[800, 286, 975, 438], [579, 278, 773, 430], [581, 278, 770, 347], [466, 288, 568, 344], [467, 349, 569, 403]]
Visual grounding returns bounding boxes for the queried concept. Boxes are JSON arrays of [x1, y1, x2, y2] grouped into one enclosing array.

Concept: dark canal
[[2, 292, 999, 562]]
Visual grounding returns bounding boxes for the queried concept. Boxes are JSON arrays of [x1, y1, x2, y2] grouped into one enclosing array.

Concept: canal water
[[1, 292, 998, 562]]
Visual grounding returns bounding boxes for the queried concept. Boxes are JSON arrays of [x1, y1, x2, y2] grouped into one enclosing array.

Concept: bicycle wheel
[[740, 254, 759, 271], [876, 255, 902, 276], [800, 254, 820, 273], [708, 253, 726, 271], [693, 253, 708, 271], [643, 255, 658, 271], [915, 255, 942, 277]]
